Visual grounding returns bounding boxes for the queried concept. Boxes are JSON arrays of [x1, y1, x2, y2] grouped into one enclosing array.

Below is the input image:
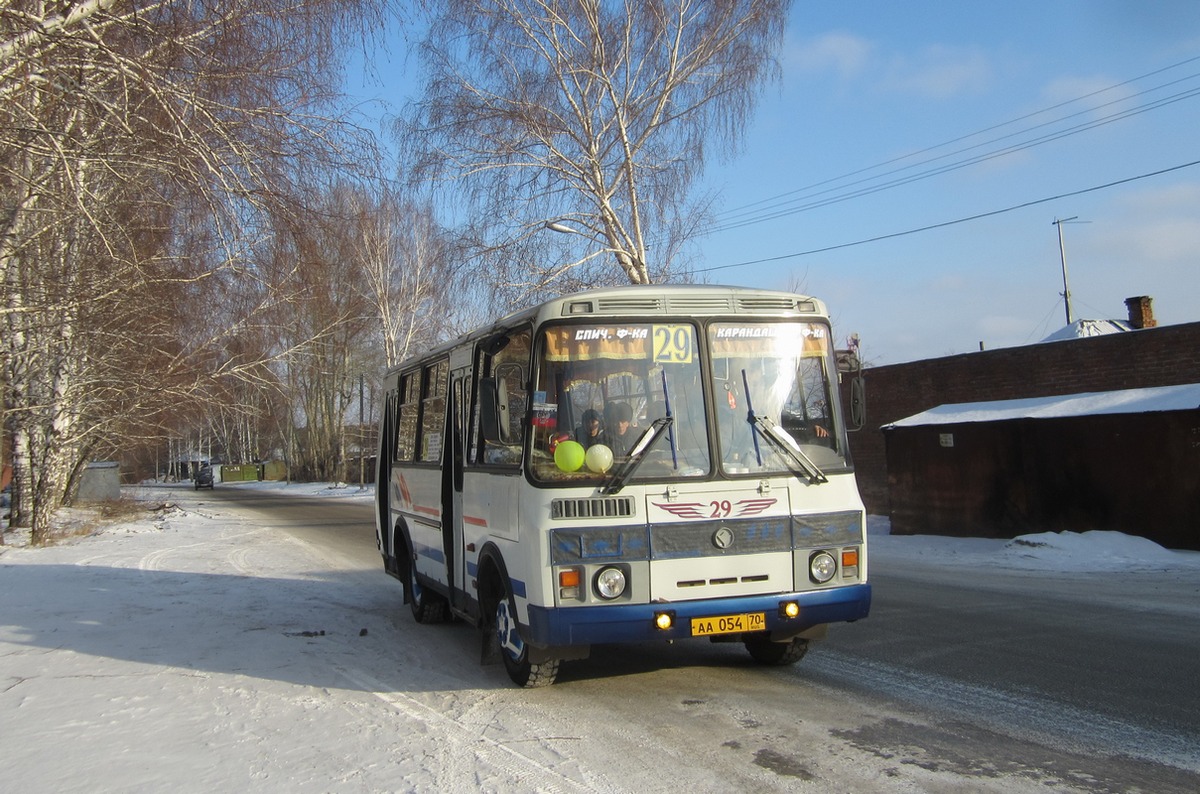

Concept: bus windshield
[[529, 321, 711, 484], [709, 320, 845, 476]]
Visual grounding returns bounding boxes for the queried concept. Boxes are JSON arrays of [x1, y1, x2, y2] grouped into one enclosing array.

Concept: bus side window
[[395, 370, 420, 462], [478, 328, 530, 466], [494, 363, 524, 443], [419, 359, 449, 463]]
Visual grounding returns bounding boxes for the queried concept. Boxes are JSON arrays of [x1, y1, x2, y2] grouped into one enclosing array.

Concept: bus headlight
[[594, 566, 627, 600], [809, 551, 837, 584]]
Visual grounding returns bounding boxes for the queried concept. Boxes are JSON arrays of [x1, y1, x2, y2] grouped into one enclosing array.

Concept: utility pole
[[1052, 217, 1077, 326], [359, 373, 365, 490]]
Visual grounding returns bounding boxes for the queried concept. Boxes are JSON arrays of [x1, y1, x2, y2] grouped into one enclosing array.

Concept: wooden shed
[[882, 383, 1200, 550]]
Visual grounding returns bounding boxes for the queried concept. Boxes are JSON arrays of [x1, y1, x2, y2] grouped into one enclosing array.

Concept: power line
[[693, 158, 1200, 274], [710, 81, 1200, 233], [705, 83, 1200, 233], [710, 55, 1200, 232], [714, 54, 1200, 221]]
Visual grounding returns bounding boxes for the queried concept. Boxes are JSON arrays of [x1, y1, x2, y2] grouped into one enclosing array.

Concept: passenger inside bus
[[604, 401, 637, 457], [573, 408, 611, 449]]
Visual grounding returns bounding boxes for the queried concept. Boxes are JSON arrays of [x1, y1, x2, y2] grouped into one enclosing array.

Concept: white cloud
[[788, 32, 873, 79], [1040, 74, 1126, 105], [881, 45, 992, 99], [978, 313, 1035, 339], [1101, 182, 1200, 263], [1037, 74, 1140, 122]]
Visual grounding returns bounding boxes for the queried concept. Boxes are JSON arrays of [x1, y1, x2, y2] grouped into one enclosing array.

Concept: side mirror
[[836, 348, 866, 432], [849, 376, 865, 431]]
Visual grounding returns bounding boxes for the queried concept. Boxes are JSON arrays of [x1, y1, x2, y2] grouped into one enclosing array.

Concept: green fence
[[220, 464, 260, 482]]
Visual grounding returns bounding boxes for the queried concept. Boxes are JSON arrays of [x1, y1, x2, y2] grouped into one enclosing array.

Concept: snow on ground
[[865, 515, 1200, 573], [1, 481, 1198, 792]]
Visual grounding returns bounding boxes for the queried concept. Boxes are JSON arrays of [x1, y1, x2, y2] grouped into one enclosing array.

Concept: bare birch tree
[[261, 180, 459, 481], [1, 1, 400, 542], [399, 0, 790, 301], [352, 185, 457, 369]]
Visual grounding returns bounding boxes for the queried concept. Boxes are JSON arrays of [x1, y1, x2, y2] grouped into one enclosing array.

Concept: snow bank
[[867, 515, 1200, 573]]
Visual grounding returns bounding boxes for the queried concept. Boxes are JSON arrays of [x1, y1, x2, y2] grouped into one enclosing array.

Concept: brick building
[[845, 298, 1200, 531]]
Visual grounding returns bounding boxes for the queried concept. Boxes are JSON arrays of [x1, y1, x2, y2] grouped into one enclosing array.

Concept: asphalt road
[[206, 485, 1200, 792]]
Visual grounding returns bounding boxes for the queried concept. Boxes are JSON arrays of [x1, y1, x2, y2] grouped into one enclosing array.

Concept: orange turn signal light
[[559, 569, 581, 588], [841, 549, 859, 568]]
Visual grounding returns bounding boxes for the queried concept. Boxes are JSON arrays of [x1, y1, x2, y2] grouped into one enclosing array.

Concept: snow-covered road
[[3, 483, 1199, 792]]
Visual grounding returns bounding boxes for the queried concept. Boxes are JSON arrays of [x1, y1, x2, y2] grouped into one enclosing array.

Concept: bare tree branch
[[399, 0, 789, 293]]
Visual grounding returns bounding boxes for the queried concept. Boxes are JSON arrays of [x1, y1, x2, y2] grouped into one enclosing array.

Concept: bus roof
[[386, 284, 829, 375]]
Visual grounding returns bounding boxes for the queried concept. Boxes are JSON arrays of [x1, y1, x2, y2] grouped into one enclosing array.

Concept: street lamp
[[543, 219, 648, 282], [544, 220, 582, 235]]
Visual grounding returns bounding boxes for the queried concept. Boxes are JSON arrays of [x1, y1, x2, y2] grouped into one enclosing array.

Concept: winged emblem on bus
[[652, 498, 778, 519], [733, 498, 777, 516], [653, 502, 708, 518]]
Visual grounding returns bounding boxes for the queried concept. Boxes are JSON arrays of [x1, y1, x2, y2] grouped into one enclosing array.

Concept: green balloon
[[554, 440, 586, 472]]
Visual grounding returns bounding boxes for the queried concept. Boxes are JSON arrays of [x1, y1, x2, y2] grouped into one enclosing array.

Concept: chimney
[[1124, 296, 1157, 329]]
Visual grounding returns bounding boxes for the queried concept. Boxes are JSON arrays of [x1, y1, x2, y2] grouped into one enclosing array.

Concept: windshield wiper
[[600, 416, 674, 494], [749, 414, 828, 485], [741, 369, 828, 485], [601, 371, 678, 494]]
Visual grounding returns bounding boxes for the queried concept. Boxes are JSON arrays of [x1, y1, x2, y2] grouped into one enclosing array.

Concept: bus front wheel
[[494, 591, 559, 688], [745, 636, 809, 665]]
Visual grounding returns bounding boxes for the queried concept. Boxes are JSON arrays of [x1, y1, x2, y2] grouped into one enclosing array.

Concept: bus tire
[[494, 586, 559, 688], [407, 553, 448, 624], [745, 636, 809, 666]]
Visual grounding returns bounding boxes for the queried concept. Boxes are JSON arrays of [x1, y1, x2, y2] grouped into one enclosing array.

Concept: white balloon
[[585, 444, 614, 473]]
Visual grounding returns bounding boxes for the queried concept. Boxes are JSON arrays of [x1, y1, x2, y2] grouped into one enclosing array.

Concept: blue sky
[[349, 1, 1200, 365]]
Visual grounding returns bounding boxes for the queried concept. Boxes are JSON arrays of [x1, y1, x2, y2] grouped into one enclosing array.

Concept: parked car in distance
[[195, 466, 215, 490]]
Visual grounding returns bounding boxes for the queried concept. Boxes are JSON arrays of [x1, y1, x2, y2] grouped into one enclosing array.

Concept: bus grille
[[594, 296, 664, 313], [551, 496, 636, 520], [736, 296, 811, 312], [590, 295, 807, 315], [667, 296, 736, 312]]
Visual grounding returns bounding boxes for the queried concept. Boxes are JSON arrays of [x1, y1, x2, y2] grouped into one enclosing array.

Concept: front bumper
[[525, 583, 871, 647]]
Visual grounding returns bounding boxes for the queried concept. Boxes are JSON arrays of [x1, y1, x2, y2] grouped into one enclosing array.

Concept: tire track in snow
[[336, 666, 598, 793], [137, 528, 269, 572], [808, 650, 1200, 773]]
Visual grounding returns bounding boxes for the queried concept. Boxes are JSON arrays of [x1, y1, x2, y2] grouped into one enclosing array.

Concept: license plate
[[690, 612, 766, 637]]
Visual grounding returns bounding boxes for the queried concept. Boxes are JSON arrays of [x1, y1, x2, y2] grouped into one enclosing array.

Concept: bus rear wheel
[[745, 636, 809, 665], [495, 592, 559, 688]]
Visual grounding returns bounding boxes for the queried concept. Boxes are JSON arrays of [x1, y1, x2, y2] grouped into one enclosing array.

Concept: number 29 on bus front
[[653, 324, 693, 363]]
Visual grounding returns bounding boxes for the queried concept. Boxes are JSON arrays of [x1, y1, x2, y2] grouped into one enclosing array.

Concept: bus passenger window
[[395, 370, 420, 462], [419, 359, 448, 462]]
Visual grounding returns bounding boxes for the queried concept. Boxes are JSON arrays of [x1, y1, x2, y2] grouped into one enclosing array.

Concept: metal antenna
[[1052, 217, 1090, 326]]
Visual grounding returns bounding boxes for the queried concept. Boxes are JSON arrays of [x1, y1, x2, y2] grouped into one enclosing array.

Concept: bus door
[[443, 368, 469, 610]]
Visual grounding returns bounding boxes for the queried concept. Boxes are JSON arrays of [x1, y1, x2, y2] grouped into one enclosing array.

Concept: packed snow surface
[[2, 481, 1198, 792]]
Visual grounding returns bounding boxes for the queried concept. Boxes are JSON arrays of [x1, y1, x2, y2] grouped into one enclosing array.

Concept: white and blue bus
[[375, 285, 870, 686]]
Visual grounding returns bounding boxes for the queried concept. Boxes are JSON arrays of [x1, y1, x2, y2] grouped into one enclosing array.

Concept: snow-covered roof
[[885, 382, 1200, 429], [1040, 318, 1132, 342]]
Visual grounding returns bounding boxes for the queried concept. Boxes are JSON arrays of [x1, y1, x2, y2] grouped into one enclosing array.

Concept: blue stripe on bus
[[455, 561, 526, 599], [413, 542, 445, 565], [524, 584, 871, 647]]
